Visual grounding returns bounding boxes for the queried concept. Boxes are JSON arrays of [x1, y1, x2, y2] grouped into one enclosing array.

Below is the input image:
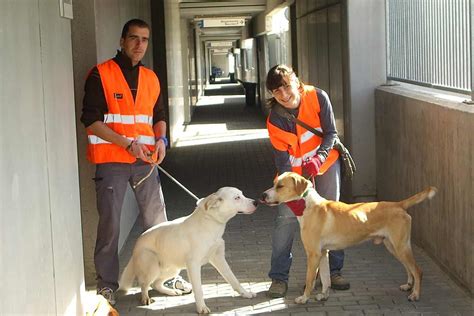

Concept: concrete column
[[181, 18, 191, 123], [205, 45, 210, 85], [345, 0, 386, 201], [195, 28, 204, 97], [164, 0, 186, 143]]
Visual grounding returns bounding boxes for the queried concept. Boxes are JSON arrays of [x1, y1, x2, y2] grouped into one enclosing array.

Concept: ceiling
[[179, 0, 267, 18], [180, 0, 268, 42]]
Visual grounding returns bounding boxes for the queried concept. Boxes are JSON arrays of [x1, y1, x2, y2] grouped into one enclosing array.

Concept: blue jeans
[[268, 160, 344, 282]]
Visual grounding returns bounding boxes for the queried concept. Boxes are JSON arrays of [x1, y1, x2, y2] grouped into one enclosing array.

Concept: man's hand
[[302, 155, 323, 177], [153, 138, 167, 164], [126, 140, 149, 161], [142, 138, 167, 164]]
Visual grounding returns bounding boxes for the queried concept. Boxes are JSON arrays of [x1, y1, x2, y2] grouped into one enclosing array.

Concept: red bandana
[[286, 199, 306, 216]]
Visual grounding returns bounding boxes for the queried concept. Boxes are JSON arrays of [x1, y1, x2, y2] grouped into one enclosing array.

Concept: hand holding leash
[[154, 137, 167, 164], [302, 155, 323, 177], [126, 140, 150, 162]]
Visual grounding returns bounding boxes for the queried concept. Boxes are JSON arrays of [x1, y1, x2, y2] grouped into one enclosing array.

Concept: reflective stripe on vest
[[103, 114, 153, 125], [288, 146, 320, 167], [300, 129, 322, 144], [86, 59, 160, 164], [267, 85, 339, 175], [88, 135, 155, 145]]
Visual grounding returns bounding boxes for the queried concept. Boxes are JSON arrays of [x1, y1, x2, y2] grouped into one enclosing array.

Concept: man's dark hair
[[121, 19, 150, 39]]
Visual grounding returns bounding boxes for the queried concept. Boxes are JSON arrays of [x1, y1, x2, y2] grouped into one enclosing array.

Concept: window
[[386, 0, 471, 97]]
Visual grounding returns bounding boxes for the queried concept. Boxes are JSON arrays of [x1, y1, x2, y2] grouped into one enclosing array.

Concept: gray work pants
[[93, 161, 167, 291]]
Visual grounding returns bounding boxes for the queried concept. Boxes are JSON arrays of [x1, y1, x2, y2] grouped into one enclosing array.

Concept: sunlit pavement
[[113, 88, 473, 315]]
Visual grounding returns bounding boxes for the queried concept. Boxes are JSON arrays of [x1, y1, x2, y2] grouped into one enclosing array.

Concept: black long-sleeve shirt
[[268, 87, 338, 174], [80, 51, 165, 127]]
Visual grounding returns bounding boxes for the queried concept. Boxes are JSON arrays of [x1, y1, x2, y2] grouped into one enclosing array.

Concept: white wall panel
[[1, 0, 84, 314], [38, 0, 85, 314], [0, 1, 55, 314]]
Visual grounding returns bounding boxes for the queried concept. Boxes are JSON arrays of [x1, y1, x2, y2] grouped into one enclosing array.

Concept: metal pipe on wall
[[470, 0, 474, 103]]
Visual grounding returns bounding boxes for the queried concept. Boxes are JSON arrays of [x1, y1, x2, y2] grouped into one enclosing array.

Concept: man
[[81, 19, 190, 305], [265, 64, 350, 298]]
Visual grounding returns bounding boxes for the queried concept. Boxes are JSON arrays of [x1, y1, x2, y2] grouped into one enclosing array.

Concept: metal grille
[[386, 0, 472, 94]]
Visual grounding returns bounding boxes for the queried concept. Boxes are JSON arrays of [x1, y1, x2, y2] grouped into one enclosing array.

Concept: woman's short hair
[[121, 19, 150, 39], [266, 64, 301, 91], [265, 64, 303, 108]]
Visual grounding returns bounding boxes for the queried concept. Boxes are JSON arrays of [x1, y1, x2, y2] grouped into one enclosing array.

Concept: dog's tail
[[118, 260, 135, 292], [399, 186, 437, 210]]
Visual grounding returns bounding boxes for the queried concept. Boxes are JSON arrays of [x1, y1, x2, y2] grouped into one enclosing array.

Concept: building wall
[[295, 0, 386, 201], [295, 2, 344, 138], [0, 0, 85, 314], [71, 0, 153, 286], [345, 0, 386, 201], [375, 85, 474, 294]]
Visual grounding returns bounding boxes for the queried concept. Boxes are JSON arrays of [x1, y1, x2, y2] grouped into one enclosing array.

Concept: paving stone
[[113, 95, 473, 315]]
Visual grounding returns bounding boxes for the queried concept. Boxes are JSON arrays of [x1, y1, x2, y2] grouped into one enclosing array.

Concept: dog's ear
[[294, 175, 311, 197], [204, 193, 223, 210]]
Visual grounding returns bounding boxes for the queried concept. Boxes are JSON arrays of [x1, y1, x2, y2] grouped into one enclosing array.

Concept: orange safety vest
[[87, 59, 160, 164], [267, 85, 339, 176]]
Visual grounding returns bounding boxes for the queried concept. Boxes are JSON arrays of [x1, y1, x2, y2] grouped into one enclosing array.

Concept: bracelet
[[125, 140, 134, 151], [156, 136, 168, 147]]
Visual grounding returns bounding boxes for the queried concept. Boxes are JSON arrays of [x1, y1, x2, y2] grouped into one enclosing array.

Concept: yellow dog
[[261, 172, 436, 303]]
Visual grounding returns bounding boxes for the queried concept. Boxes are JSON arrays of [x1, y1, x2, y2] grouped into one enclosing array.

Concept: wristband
[[156, 136, 168, 147], [125, 140, 134, 151]]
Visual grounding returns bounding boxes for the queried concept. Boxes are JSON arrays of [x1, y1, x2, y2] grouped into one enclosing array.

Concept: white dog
[[119, 187, 257, 314]]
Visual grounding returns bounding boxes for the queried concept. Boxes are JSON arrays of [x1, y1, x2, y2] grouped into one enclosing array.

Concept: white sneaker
[[97, 287, 116, 306]]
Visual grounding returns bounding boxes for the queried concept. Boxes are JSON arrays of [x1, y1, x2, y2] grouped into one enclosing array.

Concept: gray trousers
[[94, 161, 167, 291]]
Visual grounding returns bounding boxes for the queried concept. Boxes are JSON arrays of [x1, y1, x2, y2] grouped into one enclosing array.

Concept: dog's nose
[[261, 192, 268, 201], [252, 200, 258, 206]]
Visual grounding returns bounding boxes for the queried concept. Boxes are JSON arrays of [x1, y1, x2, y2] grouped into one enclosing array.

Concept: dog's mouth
[[238, 208, 257, 215], [258, 199, 279, 206]]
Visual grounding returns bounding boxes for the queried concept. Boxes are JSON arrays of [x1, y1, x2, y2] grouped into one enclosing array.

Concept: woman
[[265, 64, 350, 298]]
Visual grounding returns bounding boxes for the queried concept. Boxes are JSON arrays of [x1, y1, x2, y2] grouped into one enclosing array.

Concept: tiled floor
[[113, 86, 473, 315]]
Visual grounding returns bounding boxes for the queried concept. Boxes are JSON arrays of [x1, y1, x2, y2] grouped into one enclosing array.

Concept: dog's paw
[[241, 290, 256, 298], [399, 283, 412, 291], [295, 295, 309, 304], [196, 304, 211, 314], [407, 291, 419, 301], [315, 292, 329, 301], [140, 296, 154, 305]]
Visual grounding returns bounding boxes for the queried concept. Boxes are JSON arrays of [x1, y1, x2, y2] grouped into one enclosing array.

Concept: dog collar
[[286, 199, 306, 216], [286, 189, 311, 216]]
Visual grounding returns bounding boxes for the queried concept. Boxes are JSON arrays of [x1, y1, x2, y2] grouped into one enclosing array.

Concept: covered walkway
[[112, 86, 473, 315]]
